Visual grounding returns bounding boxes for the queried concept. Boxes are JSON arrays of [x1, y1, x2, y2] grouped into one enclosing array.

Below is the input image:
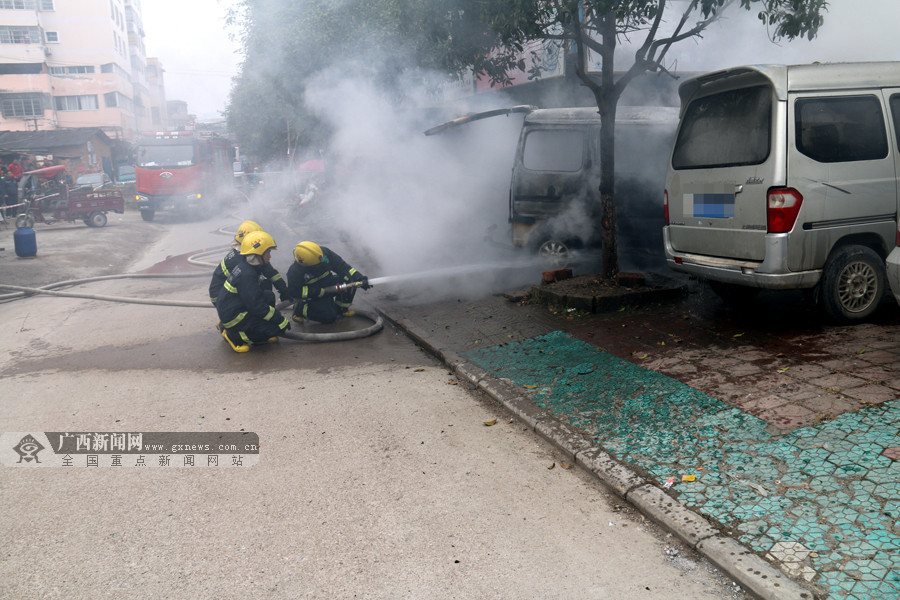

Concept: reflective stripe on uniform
[[224, 281, 239, 294], [220, 259, 231, 278], [263, 306, 275, 321], [271, 273, 283, 282], [223, 311, 247, 328]]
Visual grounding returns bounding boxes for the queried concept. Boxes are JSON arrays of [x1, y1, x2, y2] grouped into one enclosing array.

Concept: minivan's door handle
[[734, 185, 744, 194]]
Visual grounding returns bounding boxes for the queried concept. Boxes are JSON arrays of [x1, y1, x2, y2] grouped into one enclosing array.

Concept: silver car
[[663, 62, 900, 322]]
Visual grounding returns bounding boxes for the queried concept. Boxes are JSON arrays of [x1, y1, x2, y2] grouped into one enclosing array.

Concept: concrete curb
[[378, 308, 820, 600]]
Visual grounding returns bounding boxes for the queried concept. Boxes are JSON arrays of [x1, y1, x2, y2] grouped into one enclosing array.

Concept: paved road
[[4, 208, 899, 600], [1, 212, 750, 599]]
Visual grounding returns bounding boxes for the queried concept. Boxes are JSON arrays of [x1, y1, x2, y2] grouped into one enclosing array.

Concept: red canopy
[[298, 159, 325, 173]]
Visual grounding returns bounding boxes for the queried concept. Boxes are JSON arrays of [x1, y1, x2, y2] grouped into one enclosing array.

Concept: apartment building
[[0, 0, 166, 138]]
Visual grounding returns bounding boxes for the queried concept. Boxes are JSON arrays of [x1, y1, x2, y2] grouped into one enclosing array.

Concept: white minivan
[[663, 62, 900, 322]]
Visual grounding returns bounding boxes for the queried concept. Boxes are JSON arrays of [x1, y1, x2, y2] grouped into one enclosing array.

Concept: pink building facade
[[0, 0, 166, 138]]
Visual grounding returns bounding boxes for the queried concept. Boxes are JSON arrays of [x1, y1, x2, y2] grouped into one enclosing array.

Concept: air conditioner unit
[[43, 47, 52, 56]]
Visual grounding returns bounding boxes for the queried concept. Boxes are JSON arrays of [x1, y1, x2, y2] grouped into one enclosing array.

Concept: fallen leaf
[[733, 333, 744, 338], [448, 381, 458, 385], [414, 368, 425, 372], [547, 462, 556, 470], [856, 349, 867, 355], [777, 367, 790, 373], [560, 462, 573, 470], [681, 474, 696, 482], [483, 419, 497, 427], [524, 384, 538, 389], [635, 353, 649, 359]]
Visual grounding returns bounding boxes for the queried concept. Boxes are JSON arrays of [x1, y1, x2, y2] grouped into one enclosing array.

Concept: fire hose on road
[[0, 238, 384, 342]]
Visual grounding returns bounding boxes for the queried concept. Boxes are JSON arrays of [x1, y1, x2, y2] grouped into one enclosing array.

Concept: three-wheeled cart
[[13, 166, 124, 229]]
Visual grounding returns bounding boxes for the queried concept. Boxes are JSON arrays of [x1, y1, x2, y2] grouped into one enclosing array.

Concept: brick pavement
[[376, 281, 900, 600]]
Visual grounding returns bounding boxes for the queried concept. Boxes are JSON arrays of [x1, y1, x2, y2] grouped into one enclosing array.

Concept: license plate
[[686, 192, 735, 218]]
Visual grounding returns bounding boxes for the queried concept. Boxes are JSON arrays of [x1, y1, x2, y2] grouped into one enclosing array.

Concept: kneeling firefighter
[[287, 241, 370, 324], [209, 220, 292, 306], [216, 231, 291, 353]]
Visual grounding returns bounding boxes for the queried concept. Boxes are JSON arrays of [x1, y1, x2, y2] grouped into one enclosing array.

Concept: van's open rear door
[[424, 105, 536, 136]]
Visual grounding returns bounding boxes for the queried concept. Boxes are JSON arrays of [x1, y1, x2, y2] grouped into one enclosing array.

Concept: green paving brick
[[465, 331, 900, 600]]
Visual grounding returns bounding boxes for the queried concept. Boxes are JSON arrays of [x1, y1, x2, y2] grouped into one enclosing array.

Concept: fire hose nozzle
[[322, 280, 365, 296]]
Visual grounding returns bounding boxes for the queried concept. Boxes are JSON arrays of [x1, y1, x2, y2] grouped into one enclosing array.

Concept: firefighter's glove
[[360, 276, 370, 290]]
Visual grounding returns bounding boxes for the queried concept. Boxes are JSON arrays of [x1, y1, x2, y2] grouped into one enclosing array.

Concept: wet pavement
[[375, 280, 900, 600]]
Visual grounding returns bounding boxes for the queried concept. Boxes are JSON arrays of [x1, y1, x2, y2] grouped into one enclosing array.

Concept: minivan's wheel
[[536, 239, 571, 268], [821, 245, 885, 323], [707, 280, 761, 305], [140, 209, 155, 222], [88, 211, 107, 227]]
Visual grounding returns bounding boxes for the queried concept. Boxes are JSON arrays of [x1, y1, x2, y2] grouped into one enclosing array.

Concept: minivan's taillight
[[767, 188, 803, 233], [663, 189, 669, 225]]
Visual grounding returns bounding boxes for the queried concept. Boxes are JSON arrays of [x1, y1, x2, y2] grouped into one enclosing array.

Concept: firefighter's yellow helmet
[[240, 231, 276, 256], [294, 241, 323, 265], [234, 220, 262, 244]]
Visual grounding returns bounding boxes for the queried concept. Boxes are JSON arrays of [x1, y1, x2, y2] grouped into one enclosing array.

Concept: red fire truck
[[134, 131, 235, 221]]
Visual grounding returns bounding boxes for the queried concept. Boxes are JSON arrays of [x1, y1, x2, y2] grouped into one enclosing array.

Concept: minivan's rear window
[[523, 129, 584, 172], [671, 85, 771, 169], [796, 96, 888, 163]]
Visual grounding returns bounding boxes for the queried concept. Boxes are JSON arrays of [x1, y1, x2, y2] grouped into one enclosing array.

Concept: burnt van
[[511, 106, 678, 267], [664, 62, 900, 322]]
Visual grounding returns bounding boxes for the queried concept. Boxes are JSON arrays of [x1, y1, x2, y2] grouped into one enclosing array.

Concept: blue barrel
[[13, 227, 37, 257]]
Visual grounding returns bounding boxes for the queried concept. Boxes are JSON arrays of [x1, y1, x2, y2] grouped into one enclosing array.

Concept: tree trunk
[[598, 102, 618, 280], [597, 14, 619, 280]]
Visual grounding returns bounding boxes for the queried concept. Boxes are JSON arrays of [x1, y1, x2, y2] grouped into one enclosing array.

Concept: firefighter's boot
[[221, 328, 250, 353]]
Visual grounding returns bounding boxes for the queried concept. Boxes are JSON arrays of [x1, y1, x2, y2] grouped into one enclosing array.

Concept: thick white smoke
[[303, 67, 527, 290]]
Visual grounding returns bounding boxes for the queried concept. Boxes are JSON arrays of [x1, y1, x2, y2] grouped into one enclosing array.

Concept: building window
[[0, 1, 36, 10], [54, 95, 99, 111], [50, 65, 94, 75], [103, 91, 133, 112], [0, 93, 44, 118], [40, 0, 53, 9], [44, 31, 58, 43], [0, 26, 42, 44], [100, 62, 131, 81]]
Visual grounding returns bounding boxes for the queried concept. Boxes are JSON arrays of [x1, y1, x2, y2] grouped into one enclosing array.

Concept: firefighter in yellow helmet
[[287, 241, 369, 324], [216, 230, 291, 352], [208, 220, 292, 306]]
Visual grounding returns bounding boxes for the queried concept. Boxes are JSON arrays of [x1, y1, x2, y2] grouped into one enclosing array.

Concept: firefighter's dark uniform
[[216, 257, 290, 346], [209, 247, 290, 305], [286, 246, 364, 324]]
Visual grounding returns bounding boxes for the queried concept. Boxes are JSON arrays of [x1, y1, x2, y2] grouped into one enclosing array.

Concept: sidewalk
[[376, 282, 900, 600]]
